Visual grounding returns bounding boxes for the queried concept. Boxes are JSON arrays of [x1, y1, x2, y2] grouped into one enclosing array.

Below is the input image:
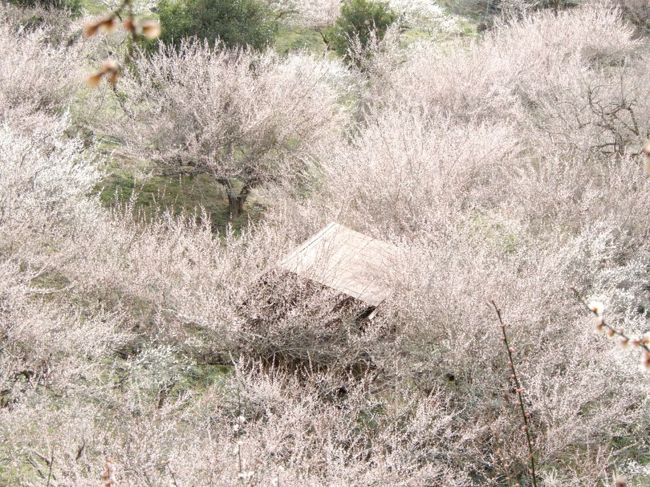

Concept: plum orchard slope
[[278, 223, 398, 308]]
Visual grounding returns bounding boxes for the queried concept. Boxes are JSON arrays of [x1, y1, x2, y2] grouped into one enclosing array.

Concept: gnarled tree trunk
[[221, 179, 252, 220]]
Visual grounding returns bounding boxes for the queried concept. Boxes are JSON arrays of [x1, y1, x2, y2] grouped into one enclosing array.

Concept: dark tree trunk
[[227, 191, 246, 220], [222, 180, 251, 221]]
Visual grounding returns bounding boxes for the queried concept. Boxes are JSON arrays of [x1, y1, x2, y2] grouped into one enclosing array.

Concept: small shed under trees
[[278, 222, 398, 311], [240, 223, 398, 371]]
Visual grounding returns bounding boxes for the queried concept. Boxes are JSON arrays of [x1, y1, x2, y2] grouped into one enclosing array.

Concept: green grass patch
[[470, 212, 521, 255], [170, 363, 233, 396], [96, 171, 263, 233], [0, 457, 40, 487], [80, 0, 107, 15], [31, 269, 70, 292], [400, 27, 435, 46], [274, 25, 327, 55], [457, 17, 480, 36]]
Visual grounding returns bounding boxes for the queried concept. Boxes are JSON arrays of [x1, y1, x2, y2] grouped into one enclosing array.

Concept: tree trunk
[[222, 180, 251, 221], [227, 191, 246, 220]]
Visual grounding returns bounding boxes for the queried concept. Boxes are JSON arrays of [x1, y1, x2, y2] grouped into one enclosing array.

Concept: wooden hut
[[239, 223, 399, 371], [278, 222, 398, 314]]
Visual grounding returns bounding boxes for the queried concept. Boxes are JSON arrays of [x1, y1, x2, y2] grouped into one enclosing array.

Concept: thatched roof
[[278, 223, 398, 307]]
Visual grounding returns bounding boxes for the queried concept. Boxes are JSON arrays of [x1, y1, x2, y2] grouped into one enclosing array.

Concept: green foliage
[[326, 0, 397, 58], [7, 0, 82, 16], [158, 0, 278, 49]]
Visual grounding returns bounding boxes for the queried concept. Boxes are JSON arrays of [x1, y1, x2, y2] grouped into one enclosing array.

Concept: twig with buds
[[490, 300, 538, 487], [101, 457, 116, 487], [83, 0, 160, 87], [571, 288, 650, 369]]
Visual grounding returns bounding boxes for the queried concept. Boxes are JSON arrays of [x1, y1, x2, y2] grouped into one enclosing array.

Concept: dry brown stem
[[490, 300, 538, 487]]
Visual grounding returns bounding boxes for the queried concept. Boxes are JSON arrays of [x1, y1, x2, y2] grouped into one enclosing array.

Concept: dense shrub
[[448, 0, 580, 26], [368, 4, 648, 157], [272, 0, 342, 27], [158, 0, 278, 49], [0, 14, 81, 116], [326, 0, 398, 59], [0, 3, 76, 47], [7, 0, 81, 15], [618, 0, 650, 33]]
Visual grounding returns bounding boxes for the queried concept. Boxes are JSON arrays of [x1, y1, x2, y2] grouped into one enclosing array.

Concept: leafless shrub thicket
[[0, 117, 130, 471], [616, 0, 650, 33], [258, 4, 650, 482], [372, 4, 648, 147], [0, 2, 77, 43], [0, 14, 82, 119], [1, 1, 650, 485], [264, 0, 342, 27]]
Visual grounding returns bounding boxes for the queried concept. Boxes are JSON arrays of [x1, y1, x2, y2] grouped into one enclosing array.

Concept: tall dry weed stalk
[[491, 301, 538, 487]]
